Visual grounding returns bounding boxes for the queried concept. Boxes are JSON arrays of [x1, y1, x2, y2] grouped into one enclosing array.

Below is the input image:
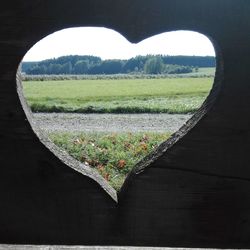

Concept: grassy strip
[[29, 96, 205, 114], [49, 132, 170, 190], [23, 78, 213, 114]]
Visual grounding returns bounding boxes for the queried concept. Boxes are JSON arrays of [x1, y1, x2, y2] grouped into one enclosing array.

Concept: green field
[[23, 77, 214, 114], [49, 131, 170, 190], [23, 76, 214, 190]]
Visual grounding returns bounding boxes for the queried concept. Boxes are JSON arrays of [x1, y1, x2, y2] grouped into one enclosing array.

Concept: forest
[[22, 55, 216, 75]]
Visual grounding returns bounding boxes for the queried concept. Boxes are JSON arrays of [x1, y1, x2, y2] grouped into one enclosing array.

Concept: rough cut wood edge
[[119, 35, 223, 194], [16, 66, 118, 202]]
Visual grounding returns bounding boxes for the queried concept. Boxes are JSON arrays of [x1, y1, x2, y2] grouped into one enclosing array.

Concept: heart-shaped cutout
[[19, 27, 216, 199]]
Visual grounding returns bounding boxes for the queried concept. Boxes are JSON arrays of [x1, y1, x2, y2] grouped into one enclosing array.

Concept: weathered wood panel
[[0, 0, 250, 248]]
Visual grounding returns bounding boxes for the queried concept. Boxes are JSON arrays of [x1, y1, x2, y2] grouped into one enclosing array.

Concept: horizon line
[[22, 54, 216, 63]]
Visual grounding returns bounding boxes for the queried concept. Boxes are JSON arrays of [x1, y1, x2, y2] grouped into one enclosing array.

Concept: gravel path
[[33, 113, 192, 133]]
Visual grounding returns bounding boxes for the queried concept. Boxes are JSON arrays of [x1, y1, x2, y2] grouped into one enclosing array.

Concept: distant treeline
[[22, 55, 215, 75]]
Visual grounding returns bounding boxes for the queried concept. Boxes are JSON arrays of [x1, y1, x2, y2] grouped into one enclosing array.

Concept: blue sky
[[23, 27, 215, 62]]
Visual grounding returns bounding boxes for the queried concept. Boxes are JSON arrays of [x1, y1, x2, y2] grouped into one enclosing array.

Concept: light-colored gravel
[[33, 113, 192, 133]]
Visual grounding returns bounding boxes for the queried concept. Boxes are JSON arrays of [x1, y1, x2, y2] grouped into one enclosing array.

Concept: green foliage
[[74, 60, 89, 74], [23, 77, 213, 114], [22, 55, 216, 75], [123, 55, 147, 73], [24, 55, 101, 75], [162, 55, 216, 67], [164, 64, 193, 74], [144, 57, 164, 74], [49, 132, 171, 190], [89, 60, 124, 74]]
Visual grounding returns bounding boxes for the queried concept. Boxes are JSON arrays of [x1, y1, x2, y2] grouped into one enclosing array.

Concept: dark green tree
[[61, 62, 72, 74], [144, 57, 164, 74], [74, 60, 89, 74], [22, 55, 213, 75]]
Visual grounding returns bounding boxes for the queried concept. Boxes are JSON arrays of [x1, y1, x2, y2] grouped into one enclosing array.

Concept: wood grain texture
[[0, 0, 250, 248]]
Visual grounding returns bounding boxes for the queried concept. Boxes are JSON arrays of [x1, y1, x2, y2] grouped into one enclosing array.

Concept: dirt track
[[33, 113, 192, 133]]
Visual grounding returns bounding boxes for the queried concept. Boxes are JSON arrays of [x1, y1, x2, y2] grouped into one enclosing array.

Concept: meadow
[[23, 77, 214, 114], [49, 131, 171, 190], [23, 73, 214, 190]]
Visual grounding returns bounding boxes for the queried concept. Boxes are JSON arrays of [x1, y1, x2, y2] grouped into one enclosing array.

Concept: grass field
[[23, 75, 214, 190], [49, 131, 170, 190], [23, 77, 214, 114]]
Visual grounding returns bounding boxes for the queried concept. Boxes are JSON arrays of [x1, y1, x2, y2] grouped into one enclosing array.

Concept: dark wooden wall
[[1, 0, 250, 248]]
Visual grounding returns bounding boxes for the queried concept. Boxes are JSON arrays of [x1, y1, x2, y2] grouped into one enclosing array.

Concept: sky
[[23, 27, 215, 62]]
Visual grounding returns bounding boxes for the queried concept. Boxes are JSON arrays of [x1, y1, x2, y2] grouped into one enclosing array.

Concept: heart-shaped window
[[18, 27, 216, 196]]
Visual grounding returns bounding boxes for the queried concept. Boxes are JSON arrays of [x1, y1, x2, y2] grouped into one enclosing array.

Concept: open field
[[49, 131, 171, 190], [198, 67, 215, 75], [23, 75, 214, 190], [23, 77, 214, 114]]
